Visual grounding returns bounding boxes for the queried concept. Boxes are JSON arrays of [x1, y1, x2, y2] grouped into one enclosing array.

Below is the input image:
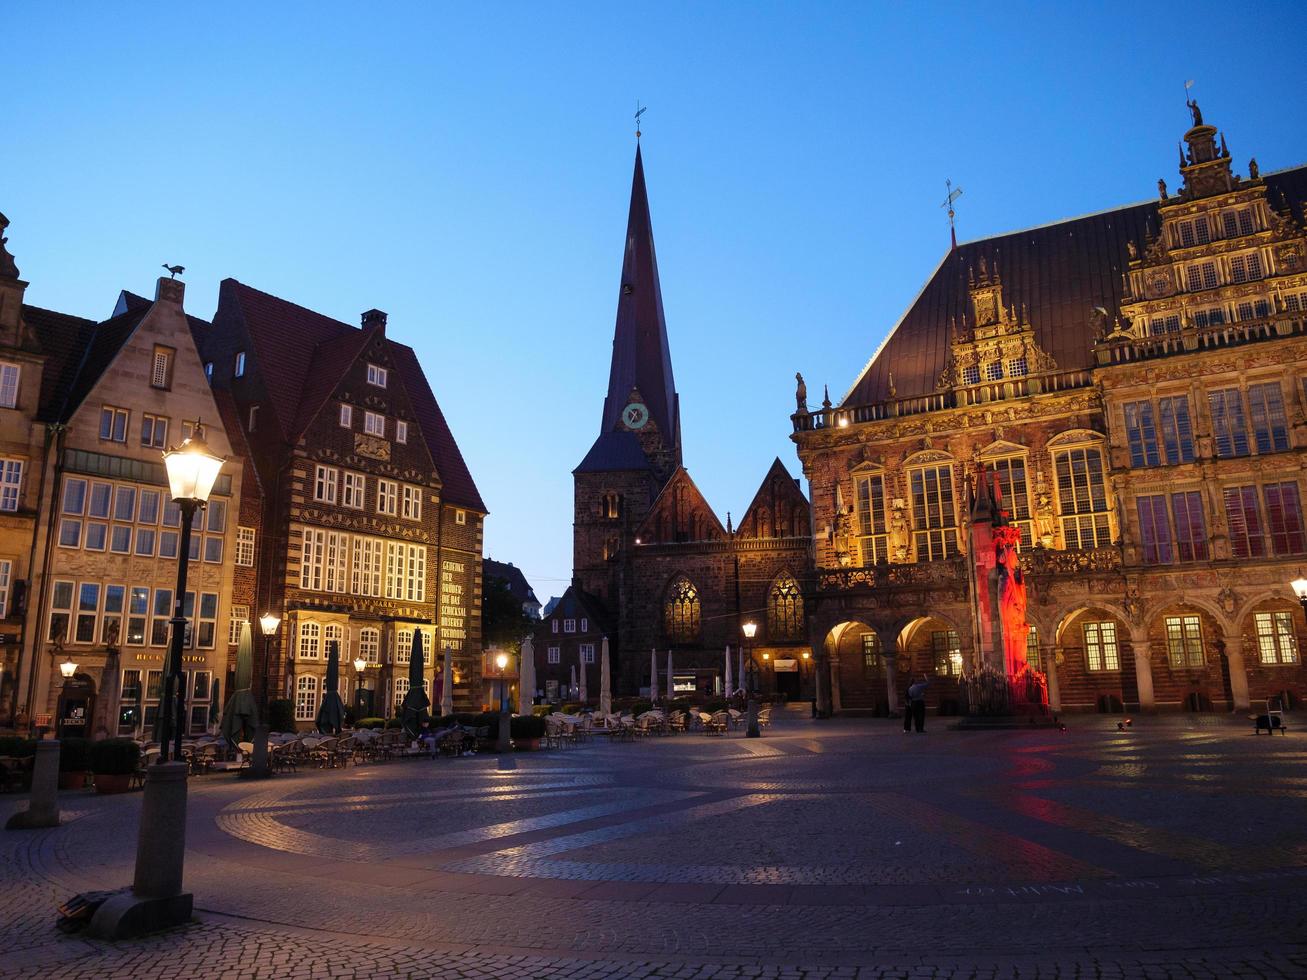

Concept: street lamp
[[157, 421, 225, 764], [59, 659, 78, 679], [352, 657, 367, 714], [1292, 573, 1307, 618], [742, 621, 760, 738], [245, 613, 280, 780], [495, 652, 510, 752]]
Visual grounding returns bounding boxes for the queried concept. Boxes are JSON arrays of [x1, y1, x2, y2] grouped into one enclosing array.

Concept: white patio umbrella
[[737, 647, 744, 695], [570, 664, 578, 701], [440, 644, 454, 717], [666, 649, 673, 705], [518, 637, 535, 715], [578, 646, 588, 703], [649, 649, 659, 703], [724, 644, 733, 696], [599, 637, 612, 716]]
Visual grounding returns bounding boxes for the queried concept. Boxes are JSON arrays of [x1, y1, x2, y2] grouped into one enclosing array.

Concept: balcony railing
[[1025, 547, 1121, 576], [1094, 313, 1305, 367], [810, 558, 968, 593]]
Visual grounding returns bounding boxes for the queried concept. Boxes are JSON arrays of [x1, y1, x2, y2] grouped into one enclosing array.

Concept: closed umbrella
[[220, 621, 259, 747], [578, 646, 588, 703], [208, 677, 220, 733], [666, 649, 673, 706], [518, 637, 535, 715], [737, 647, 744, 695], [441, 644, 454, 717], [569, 664, 577, 701], [315, 639, 346, 735], [724, 644, 733, 697], [649, 649, 658, 704], [599, 637, 612, 717], [399, 630, 430, 738]]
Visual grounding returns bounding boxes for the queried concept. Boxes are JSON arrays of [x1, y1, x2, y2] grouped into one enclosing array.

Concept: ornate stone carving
[[355, 433, 391, 461]]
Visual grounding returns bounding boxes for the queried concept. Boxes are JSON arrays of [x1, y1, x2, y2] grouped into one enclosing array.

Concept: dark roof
[[543, 584, 615, 636], [574, 429, 652, 473], [842, 163, 1307, 407], [598, 145, 680, 449], [211, 387, 263, 502], [22, 305, 97, 421], [217, 279, 486, 513], [483, 559, 538, 606]]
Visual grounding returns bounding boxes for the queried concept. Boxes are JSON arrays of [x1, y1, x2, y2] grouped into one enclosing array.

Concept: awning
[[772, 658, 799, 672]]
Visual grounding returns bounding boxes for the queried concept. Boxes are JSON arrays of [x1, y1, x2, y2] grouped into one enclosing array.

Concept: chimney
[[155, 276, 185, 307], [361, 309, 387, 334]]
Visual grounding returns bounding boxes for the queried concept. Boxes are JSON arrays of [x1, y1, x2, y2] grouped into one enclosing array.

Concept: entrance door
[[774, 668, 801, 701], [57, 675, 97, 739]]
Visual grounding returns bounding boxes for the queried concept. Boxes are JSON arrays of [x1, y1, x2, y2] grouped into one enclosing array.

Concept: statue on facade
[[795, 372, 808, 414], [1249, 157, 1259, 180], [1187, 98, 1203, 127], [994, 525, 1029, 676], [1157, 178, 1168, 201]]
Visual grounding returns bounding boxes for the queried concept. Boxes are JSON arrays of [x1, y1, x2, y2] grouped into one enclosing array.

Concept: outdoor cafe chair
[[707, 711, 729, 735], [757, 707, 773, 731]]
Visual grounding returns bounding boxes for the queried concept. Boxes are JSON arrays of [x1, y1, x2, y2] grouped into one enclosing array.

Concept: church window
[[1135, 494, 1173, 564], [602, 493, 621, 519], [908, 464, 957, 561], [767, 573, 804, 640], [1123, 401, 1161, 467], [985, 455, 1032, 549], [1053, 446, 1110, 549], [1083, 621, 1119, 671], [664, 576, 701, 644], [1248, 382, 1289, 454], [1164, 615, 1204, 668], [1171, 491, 1208, 562], [1255, 612, 1299, 665], [1208, 388, 1250, 457], [984, 362, 1003, 381], [1149, 315, 1181, 335], [862, 632, 882, 671], [932, 630, 962, 676], [961, 366, 980, 386]]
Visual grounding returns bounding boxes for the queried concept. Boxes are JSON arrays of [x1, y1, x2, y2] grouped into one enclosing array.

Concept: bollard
[[242, 723, 272, 780], [87, 761, 193, 938], [497, 709, 511, 753], [5, 740, 61, 830]]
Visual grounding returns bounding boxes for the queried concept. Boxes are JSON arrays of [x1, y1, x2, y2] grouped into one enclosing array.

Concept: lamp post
[[1292, 574, 1307, 620], [743, 621, 760, 738], [353, 656, 367, 713], [495, 652, 511, 752], [157, 422, 225, 764], [88, 421, 223, 940], [59, 659, 77, 680], [245, 613, 280, 780]]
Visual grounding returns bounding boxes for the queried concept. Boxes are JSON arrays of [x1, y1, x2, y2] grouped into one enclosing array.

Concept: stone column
[[829, 656, 843, 714], [1222, 637, 1251, 711], [883, 654, 900, 715], [1043, 645, 1061, 713], [5, 739, 60, 829], [1133, 639, 1156, 711], [814, 651, 831, 718]]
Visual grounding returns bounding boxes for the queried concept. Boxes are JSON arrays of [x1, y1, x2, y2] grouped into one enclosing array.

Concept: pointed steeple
[[599, 144, 680, 457]]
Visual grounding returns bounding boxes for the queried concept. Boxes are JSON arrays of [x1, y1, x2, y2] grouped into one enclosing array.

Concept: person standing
[[903, 674, 929, 733]]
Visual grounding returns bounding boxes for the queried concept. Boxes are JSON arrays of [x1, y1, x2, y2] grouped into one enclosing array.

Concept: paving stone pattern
[[3, 712, 1307, 979]]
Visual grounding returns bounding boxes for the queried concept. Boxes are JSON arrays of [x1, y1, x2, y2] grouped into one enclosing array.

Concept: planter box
[[93, 773, 133, 795], [515, 737, 541, 751], [59, 771, 88, 791]]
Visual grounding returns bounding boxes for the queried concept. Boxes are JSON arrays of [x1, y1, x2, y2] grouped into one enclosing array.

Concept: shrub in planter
[[531, 705, 550, 718], [90, 738, 140, 795], [354, 717, 386, 730], [268, 699, 295, 733], [0, 736, 37, 758], [510, 714, 545, 748], [58, 736, 91, 790], [630, 699, 653, 716]]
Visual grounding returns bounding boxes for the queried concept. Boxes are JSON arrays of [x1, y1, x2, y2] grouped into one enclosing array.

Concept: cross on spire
[[941, 179, 963, 250]]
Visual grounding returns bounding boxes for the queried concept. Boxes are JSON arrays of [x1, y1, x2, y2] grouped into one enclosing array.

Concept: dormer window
[[1007, 357, 1028, 378], [367, 364, 388, 388], [234, 351, 246, 377], [396, 420, 408, 444], [339, 403, 352, 428], [151, 346, 174, 390], [1175, 218, 1210, 248]]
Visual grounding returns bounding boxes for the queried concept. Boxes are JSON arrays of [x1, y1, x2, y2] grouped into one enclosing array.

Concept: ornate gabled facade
[[553, 145, 814, 702], [794, 103, 1307, 717]]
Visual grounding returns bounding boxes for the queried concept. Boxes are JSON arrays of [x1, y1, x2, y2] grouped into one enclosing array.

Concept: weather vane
[[941, 179, 963, 250], [635, 101, 647, 140]]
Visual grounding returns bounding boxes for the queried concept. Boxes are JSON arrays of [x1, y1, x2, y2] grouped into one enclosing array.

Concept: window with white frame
[[0, 362, 19, 408], [580, 617, 588, 632], [455, 509, 466, 525], [235, 526, 256, 566], [1053, 445, 1111, 549], [342, 472, 365, 509], [1254, 611, 1299, 665], [301, 528, 325, 590], [234, 351, 246, 377], [547, 646, 560, 664], [196, 592, 218, 648], [314, 465, 338, 504], [150, 346, 174, 390], [384, 542, 426, 601], [564, 618, 576, 633], [364, 411, 385, 437], [392, 677, 409, 713], [909, 463, 958, 560], [1164, 614, 1204, 667], [339, 403, 352, 428], [855, 472, 889, 564], [298, 621, 321, 659], [141, 413, 168, 449], [551, 619, 558, 633], [229, 605, 249, 646], [395, 628, 413, 665], [376, 479, 397, 515], [48, 580, 73, 644], [295, 674, 318, 720], [324, 531, 349, 592], [150, 589, 172, 646], [401, 485, 422, 521], [358, 628, 380, 664], [323, 623, 346, 660], [0, 559, 11, 619], [74, 582, 100, 644], [100, 585, 123, 647], [351, 536, 385, 597], [0, 459, 22, 512], [580, 643, 595, 664], [985, 454, 1033, 549], [367, 363, 388, 388], [396, 420, 408, 444], [127, 587, 148, 646], [1083, 621, 1120, 670], [100, 406, 128, 442]]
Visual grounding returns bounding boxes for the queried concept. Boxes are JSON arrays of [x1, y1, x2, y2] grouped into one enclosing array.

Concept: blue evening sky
[[7, 2, 1307, 603]]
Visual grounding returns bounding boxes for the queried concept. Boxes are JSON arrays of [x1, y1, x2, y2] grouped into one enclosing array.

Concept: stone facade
[[794, 105, 1307, 716]]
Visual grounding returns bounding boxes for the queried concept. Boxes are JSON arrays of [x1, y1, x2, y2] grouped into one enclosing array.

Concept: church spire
[[599, 143, 680, 457]]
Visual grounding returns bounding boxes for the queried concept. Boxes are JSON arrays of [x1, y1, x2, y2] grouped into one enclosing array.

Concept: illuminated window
[[1025, 626, 1040, 670], [1054, 446, 1110, 549], [1255, 612, 1299, 665], [862, 632, 882, 671], [985, 455, 1032, 548], [909, 464, 957, 560], [1164, 615, 1204, 667], [855, 474, 889, 564], [359, 628, 380, 664], [298, 621, 321, 660], [1083, 621, 1119, 670], [295, 674, 318, 721], [932, 630, 962, 676], [228, 605, 249, 646], [767, 573, 804, 640], [664, 576, 701, 644]]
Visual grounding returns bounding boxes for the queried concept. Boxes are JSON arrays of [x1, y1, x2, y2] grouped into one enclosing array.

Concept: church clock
[[622, 402, 649, 430]]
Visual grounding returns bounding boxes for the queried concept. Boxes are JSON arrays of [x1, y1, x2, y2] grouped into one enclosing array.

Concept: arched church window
[[767, 573, 804, 640], [664, 576, 701, 644]]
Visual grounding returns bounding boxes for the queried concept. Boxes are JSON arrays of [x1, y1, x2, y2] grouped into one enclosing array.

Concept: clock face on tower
[[623, 402, 649, 430]]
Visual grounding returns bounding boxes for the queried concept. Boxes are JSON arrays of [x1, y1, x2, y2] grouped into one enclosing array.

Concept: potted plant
[[511, 714, 546, 750], [58, 736, 91, 790], [90, 738, 140, 794]]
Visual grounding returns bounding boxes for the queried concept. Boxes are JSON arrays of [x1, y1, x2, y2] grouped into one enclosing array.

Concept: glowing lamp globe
[[495, 653, 508, 671], [259, 613, 281, 636], [741, 622, 758, 640], [1292, 575, 1307, 601], [353, 658, 367, 673], [59, 659, 78, 679], [162, 423, 225, 503]]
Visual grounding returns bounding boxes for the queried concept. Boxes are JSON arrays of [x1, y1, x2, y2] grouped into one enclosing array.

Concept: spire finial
[[941, 179, 963, 251], [634, 101, 647, 141]]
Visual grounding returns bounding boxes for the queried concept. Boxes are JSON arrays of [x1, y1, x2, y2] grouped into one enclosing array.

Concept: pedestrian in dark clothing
[[903, 674, 929, 733]]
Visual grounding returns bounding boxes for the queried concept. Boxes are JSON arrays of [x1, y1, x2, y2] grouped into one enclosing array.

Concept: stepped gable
[[841, 164, 1307, 408], [737, 457, 810, 540]]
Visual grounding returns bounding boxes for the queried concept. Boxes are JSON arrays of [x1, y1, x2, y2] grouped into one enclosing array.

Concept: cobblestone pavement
[[3, 710, 1307, 978]]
